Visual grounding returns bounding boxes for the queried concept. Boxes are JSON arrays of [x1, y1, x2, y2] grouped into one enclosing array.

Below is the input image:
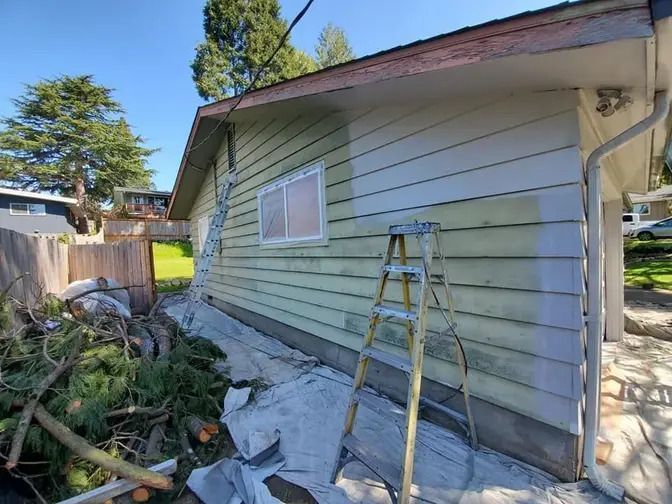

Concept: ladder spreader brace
[[330, 221, 478, 504], [182, 171, 237, 329]]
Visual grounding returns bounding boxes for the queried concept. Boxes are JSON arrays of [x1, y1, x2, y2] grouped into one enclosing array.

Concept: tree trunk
[[33, 404, 173, 490], [74, 176, 91, 233]]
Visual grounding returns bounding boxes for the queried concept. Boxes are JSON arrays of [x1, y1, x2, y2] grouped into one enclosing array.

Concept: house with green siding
[[168, 0, 672, 490]]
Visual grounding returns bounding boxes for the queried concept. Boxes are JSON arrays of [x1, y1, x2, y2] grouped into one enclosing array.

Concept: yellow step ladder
[[330, 222, 477, 504]]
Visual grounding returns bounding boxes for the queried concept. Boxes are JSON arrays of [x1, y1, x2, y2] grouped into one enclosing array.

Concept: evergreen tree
[[191, 0, 317, 101], [0, 75, 155, 207], [315, 23, 355, 69]]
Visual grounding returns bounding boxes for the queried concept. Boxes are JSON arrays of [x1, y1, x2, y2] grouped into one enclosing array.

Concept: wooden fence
[[0, 227, 155, 312], [103, 219, 190, 242], [0, 228, 69, 304]]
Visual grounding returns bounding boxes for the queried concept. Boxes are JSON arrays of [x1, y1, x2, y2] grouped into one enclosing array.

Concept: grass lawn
[[152, 241, 193, 291], [624, 238, 672, 259], [625, 260, 672, 290]]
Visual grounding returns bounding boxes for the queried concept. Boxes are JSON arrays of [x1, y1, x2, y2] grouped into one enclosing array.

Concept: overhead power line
[[185, 0, 315, 157]]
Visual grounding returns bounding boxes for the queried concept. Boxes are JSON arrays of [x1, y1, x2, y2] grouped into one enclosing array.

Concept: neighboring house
[[167, 0, 672, 493], [628, 184, 672, 220], [0, 187, 84, 235], [112, 187, 171, 218]]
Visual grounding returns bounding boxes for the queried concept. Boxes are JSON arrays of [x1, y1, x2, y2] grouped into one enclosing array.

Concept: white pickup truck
[[622, 213, 658, 236]]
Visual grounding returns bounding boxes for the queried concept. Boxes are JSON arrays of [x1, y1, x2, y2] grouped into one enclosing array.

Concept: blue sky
[[0, 0, 558, 192]]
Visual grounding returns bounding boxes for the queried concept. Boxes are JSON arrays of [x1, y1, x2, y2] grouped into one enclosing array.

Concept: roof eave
[[167, 0, 653, 220]]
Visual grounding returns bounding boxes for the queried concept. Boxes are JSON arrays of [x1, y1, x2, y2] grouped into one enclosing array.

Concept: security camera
[[596, 89, 631, 117], [596, 97, 614, 116]]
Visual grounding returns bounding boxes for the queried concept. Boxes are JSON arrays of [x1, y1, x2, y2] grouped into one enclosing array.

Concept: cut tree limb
[[5, 332, 82, 469], [105, 406, 167, 419], [33, 404, 173, 490]]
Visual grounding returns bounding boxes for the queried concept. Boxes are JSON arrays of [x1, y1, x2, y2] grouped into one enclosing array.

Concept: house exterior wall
[[0, 194, 76, 234], [646, 199, 670, 220], [188, 91, 587, 478]]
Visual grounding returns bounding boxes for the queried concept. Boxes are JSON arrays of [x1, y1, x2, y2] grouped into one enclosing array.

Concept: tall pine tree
[[0, 75, 155, 207], [315, 23, 355, 69], [191, 0, 317, 101]]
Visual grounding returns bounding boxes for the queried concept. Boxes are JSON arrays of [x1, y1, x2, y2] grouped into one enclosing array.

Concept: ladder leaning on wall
[[181, 170, 237, 329], [182, 123, 239, 329]]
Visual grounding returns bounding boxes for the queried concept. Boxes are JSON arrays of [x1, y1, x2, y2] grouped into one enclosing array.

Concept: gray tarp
[[166, 299, 612, 503]]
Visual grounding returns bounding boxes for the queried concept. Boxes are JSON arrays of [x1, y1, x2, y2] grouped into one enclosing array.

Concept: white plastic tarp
[[166, 299, 612, 504]]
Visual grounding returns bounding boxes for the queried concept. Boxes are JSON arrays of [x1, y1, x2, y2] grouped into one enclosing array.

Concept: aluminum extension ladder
[[330, 222, 478, 504], [182, 170, 237, 329]]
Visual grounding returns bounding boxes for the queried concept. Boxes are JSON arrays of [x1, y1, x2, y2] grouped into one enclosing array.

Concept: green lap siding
[[189, 90, 586, 434]]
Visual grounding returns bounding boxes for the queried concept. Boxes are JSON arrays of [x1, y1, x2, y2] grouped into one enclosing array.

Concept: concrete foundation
[[207, 296, 582, 482]]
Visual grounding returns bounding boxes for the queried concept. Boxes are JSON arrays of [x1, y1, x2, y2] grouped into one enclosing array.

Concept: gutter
[[584, 91, 669, 500]]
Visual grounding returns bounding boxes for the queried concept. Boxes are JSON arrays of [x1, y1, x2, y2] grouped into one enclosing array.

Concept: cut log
[[203, 423, 219, 435], [33, 404, 173, 490], [130, 488, 151, 503], [187, 416, 211, 444], [54, 459, 176, 504]]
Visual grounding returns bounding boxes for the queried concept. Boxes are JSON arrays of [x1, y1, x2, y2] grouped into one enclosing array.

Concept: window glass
[[287, 172, 320, 239], [260, 187, 286, 241], [257, 161, 325, 246], [10, 203, 45, 215], [10, 203, 29, 215], [622, 215, 633, 222], [633, 203, 650, 215], [29, 204, 45, 215]]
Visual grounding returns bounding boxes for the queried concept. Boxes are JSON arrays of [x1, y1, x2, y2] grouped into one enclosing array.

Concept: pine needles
[[0, 290, 231, 502]]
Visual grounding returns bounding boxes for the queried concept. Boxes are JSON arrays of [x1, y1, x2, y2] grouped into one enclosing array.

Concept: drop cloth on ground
[[165, 299, 609, 503]]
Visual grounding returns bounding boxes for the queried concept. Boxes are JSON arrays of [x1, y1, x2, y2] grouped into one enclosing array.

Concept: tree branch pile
[[0, 287, 231, 502]]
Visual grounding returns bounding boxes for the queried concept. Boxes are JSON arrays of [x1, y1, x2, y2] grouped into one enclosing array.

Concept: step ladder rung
[[361, 347, 412, 373], [342, 434, 400, 491], [373, 305, 417, 322], [419, 397, 468, 427], [382, 265, 423, 276]]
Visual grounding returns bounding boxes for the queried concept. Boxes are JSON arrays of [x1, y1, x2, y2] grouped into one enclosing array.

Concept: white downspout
[[584, 91, 669, 500]]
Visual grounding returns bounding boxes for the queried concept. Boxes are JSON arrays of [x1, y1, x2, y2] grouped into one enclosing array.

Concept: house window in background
[[10, 203, 46, 215], [633, 203, 651, 215], [257, 161, 326, 246]]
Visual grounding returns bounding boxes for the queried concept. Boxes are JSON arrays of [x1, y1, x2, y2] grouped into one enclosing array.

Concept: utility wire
[[185, 0, 315, 158]]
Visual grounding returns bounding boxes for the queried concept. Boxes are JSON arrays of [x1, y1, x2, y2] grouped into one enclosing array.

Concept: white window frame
[[256, 161, 327, 247], [632, 203, 651, 215], [10, 203, 46, 216]]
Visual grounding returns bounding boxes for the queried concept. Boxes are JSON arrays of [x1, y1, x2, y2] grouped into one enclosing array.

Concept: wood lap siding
[[189, 91, 586, 433]]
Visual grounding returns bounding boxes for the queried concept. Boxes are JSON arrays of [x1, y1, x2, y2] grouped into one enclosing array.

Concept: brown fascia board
[[168, 0, 652, 219]]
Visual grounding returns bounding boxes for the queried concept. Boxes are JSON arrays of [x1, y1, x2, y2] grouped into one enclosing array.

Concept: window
[[133, 195, 145, 204], [10, 203, 46, 216], [622, 215, 634, 222], [257, 161, 326, 246], [633, 203, 650, 215]]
